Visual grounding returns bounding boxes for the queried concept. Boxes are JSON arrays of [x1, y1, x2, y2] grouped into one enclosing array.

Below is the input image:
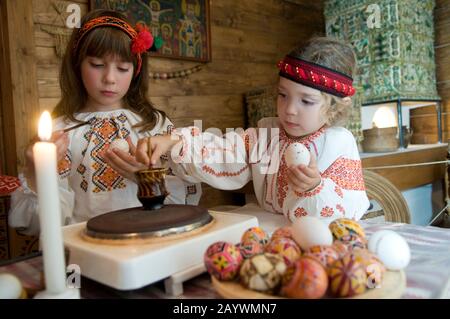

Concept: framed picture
[[90, 0, 211, 62]]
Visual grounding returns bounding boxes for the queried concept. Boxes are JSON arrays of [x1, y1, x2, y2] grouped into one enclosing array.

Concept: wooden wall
[[435, 0, 450, 119], [30, 0, 324, 207]]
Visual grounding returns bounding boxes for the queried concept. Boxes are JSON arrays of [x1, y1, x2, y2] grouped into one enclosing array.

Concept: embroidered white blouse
[[9, 109, 201, 235], [169, 117, 370, 224]]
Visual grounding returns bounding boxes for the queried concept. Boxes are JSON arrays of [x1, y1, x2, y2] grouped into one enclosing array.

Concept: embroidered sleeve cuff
[[294, 178, 324, 198]]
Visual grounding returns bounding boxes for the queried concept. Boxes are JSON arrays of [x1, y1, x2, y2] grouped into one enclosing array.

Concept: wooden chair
[[361, 170, 411, 223]]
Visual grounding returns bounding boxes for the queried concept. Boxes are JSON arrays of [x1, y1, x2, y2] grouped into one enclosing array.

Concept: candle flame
[[372, 107, 396, 128], [38, 111, 52, 141]]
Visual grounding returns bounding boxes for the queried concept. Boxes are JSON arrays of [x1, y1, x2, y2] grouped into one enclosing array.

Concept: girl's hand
[[135, 135, 181, 167], [102, 137, 147, 182], [24, 130, 69, 191], [287, 151, 321, 193]]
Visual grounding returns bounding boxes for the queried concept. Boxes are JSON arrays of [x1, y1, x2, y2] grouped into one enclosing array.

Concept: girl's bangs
[[80, 27, 134, 62]]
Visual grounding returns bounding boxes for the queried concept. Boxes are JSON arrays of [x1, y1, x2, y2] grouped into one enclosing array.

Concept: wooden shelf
[[361, 143, 448, 191]]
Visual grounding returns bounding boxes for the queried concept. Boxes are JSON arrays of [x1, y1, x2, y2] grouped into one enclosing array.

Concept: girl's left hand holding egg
[[103, 137, 147, 182], [287, 150, 321, 193]]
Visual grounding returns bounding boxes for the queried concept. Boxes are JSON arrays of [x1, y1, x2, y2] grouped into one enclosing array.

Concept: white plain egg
[[0, 273, 23, 299], [285, 143, 310, 167], [368, 230, 410, 270], [291, 216, 333, 250], [110, 138, 130, 153]]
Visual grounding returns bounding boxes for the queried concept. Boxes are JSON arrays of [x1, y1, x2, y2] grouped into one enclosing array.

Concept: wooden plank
[[361, 145, 447, 191], [1, 0, 40, 174]]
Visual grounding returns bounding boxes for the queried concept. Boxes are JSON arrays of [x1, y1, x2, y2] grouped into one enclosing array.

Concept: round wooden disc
[[85, 204, 213, 240], [211, 270, 406, 299]]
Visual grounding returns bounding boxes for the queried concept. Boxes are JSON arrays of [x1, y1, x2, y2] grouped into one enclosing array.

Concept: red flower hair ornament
[[131, 24, 154, 54]]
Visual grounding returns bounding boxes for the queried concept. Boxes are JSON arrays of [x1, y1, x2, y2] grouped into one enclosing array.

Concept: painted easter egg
[[241, 227, 269, 247], [110, 138, 130, 153], [368, 230, 410, 270], [239, 253, 287, 294], [329, 218, 365, 240], [270, 226, 294, 241], [204, 241, 243, 281], [285, 143, 311, 167], [238, 241, 264, 259], [291, 216, 333, 250], [303, 245, 339, 268], [328, 253, 368, 297], [351, 249, 386, 288], [281, 257, 328, 299], [264, 237, 301, 267], [339, 234, 368, 251], [0, 273, 23, 299], [332, 240, 349, 259]]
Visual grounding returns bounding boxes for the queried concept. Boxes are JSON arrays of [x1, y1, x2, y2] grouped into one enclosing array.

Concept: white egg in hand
[[110, 138, 130, 153], [291, 216, 333, 250], [368, 230, 410, 270], [285, 143, 310, 167], [0, 273, 23, 299]]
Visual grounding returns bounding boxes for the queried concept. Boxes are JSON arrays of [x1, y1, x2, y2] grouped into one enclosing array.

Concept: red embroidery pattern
[[322, 157, 365, 191], [58, 150, 72, 178], [0, 176, 20, 194], [320, 206, 334, 217], [279, 126, 326, 146], [202, 164, 249, 177], [336, 204, 345, 215], [294, 180, 324, 198], [294, 207, 308, 218], [335, 186, 344, 198], [276, 153, 289, 208]]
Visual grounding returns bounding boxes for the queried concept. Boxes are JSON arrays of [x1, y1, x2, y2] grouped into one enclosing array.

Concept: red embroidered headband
[[277, 55, 356, 97], [73, 16, 154, 77]]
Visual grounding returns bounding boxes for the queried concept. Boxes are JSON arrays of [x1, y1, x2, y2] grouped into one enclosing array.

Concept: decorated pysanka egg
[[339, 234, 368, 251], [328, 253, 368, 297], [241, 227, 269, 247], [204, 241, 243, 281], [303, 245, 339, 268], [238, 241, 264, 259], [285, 143, 311, 167], [281, 257, 328, 299], [351, 249, 386, 288], [264, 238, 301, 267], [270, 226, 294, 241], [329, 218, 365, 240], [332, 240, 349, 259], [239, 253, 287, 294]]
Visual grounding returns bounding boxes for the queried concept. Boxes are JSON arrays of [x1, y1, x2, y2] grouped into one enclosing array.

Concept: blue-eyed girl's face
[[277, 77, 327, 137], [80, 54, 133, 112]]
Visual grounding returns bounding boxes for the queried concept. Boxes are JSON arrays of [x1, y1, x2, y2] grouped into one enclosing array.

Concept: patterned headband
[[73, 16, 154, 77], [277, 55, 356, 97]]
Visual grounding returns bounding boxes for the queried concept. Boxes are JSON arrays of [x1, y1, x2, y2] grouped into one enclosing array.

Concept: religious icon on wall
[[91, 0, 211, 62]]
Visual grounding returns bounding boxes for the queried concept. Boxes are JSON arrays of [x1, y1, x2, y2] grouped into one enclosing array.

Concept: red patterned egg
[[204, 241, 243, 281], [238, 241, 264, 259], [281, 257, 328, 299], [241, 227, 269, 247], [329, 218, 365, 240], [332, 240, 349, 259], [265, 237, 301, 267], [351, 249, 386, 288], [270, 226, 294, 241], [339, 234, 368, 251], [328, 253, 368, 297], [240, 253, 287, 294], [303, 245, 339, 268]]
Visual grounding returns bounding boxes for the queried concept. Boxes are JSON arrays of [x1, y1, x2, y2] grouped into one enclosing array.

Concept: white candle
[[33, 111, 66, 294]]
